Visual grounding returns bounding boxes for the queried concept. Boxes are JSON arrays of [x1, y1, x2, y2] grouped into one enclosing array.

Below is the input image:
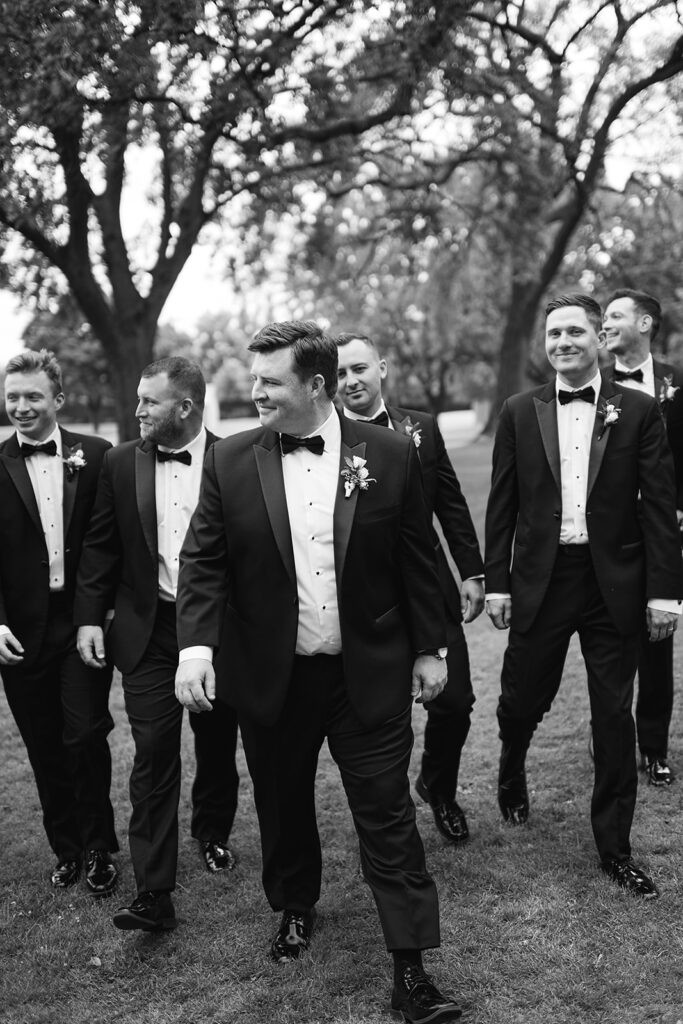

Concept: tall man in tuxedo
[[75, 358, 240, 933], [335, 332, 484, 845], [602, 288, 683, 786], [485, 294, 682, 898], [0, 349, 118, 894], [175, 322, 463, 1024]]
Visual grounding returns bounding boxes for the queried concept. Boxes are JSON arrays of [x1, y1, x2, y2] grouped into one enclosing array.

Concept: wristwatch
[[421, 648, 448, 660]]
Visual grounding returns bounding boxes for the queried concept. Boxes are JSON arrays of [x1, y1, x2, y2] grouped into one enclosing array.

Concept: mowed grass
[[1, 436, 683, 1024]]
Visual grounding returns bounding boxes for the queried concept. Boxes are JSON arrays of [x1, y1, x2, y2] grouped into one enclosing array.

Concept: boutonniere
[[597, 400, 621, 441], [341, 455, 376, 498], [403, 417, 422, 449], [660, 375, 679, 404], [63, 444, 87, 477]]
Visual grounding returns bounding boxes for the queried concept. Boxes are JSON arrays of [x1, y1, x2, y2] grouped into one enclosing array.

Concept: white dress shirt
[[156, 427, 207, 601], [614, 354, 654, 397], [18, 424, 65, 591]]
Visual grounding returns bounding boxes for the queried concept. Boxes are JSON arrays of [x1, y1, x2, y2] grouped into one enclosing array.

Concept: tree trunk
[[106, 322, 157, 441], [485, 281, 546, 433]]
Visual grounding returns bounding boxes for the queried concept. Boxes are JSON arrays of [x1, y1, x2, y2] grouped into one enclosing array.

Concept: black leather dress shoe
[[270, 909, 315, 963], [498, 743, 529, 825], [415, 775, 469, 844], [50, 859, 81, 889], [113, 891, 177, 931], [391, 964, 462, 1022], [85, 850, 117, 898], [601, 858, 659, 899], [644, 758, 673, 787], [200, 840, 237, 873]]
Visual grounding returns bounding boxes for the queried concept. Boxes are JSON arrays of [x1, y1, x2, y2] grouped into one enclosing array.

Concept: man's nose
[[251, 380, 265, 401], [135, 401, 144, 418]]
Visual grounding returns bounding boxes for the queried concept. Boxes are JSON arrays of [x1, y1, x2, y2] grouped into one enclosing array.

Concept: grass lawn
[[1, 436, 683, 1024]]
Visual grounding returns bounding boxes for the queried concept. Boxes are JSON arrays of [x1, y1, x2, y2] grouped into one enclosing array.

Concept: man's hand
[[461, 579, 485, 623], [411, 654, 447, 704], [646, 608, 679, 643], [486, 597, 512, 630], [175, 659, 215, 713], [76, 625, 107, 668], [0, 630, 24, 666]]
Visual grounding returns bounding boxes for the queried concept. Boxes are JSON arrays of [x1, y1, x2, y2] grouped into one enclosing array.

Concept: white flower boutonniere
[[341, 455, 376, 498], [64, 445, 87, 477], [597, 401, 620, 441], [660, 375, 680, 404], [404, 417, 422, 449]]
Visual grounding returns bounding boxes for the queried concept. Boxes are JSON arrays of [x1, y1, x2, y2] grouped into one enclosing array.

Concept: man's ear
[[379, 359, 388, 381], [311, 373, 327, 398], [55, 392, 66, 412], [179, 398, 194, 419]]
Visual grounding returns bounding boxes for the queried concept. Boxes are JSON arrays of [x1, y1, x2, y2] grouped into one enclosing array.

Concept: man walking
[[0, 349, 118, 894], [335, 331, 484, 845], [76, 357, 240, 932]]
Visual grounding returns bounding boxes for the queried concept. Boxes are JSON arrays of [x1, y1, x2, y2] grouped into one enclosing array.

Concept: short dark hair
[[335, 332, 377, 351], [4, 348, 63, 396], [606, 288, 662, 340], [545, 293, 602, 335], [141, 356, 205, 407], [249, 320, 338, 400]]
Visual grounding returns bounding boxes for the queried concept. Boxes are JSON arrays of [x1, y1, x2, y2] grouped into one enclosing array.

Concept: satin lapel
[[0, 433, 44, 538], [533, 386, 561, 497], [254, 437, 297, 590], [61, 430, 80, 539], [135, 443, 158, 562], [334, 418, 366, 584], [587, 378, 621, 500]]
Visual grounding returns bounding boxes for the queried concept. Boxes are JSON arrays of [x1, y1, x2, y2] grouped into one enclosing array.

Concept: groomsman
[[602, 289, 683, 786], [175, 323, 463, 1023], [335, 332, 484, 844], [0, 349, 118, 894], [485, 294, 682, 898], [75, 358, 240, 932]]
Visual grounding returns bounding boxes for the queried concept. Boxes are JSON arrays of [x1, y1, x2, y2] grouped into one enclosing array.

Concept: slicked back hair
[[5, 348, 63, 396], [607, 288, 662, 340], [249, 320, 338, 400], [141, 356, 205, 407], [335, 332, 377, 352], [545, 293, 603, 335]]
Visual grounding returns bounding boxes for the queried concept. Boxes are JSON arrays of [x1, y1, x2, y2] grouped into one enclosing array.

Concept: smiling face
[[4, 370, 64, 441], [545, 305, 604, 388], [135, 372, 189, 447], [336, 337, 387, 417], [602, 296, 648, 358], [250, 346, 327, 436]]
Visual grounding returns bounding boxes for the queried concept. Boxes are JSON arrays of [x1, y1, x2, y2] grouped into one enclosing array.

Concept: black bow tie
[[613, 367, 644, 383], [157, 448, 192, 465], [280, 433, 325, 456], [20, 439, 57, 458], [558, 386, 595, 406], [367, 410, 390, 427]]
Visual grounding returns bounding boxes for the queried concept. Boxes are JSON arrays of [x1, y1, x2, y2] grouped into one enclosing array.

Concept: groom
[[175, 321, 463, 1024], [485, 293, 682, 898]]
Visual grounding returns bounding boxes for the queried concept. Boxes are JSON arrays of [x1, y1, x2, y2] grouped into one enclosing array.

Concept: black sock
[[393, 949, 423, 980]]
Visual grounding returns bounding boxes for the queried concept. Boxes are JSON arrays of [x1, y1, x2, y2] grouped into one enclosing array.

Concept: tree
[[0, 0, 480, 438]]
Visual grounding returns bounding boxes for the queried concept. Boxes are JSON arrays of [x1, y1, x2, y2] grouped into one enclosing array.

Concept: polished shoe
[[601, 858, 659, 899], [50, 859, 81, 889], [391, 964, 462, 1022], [498, 744, 529, 825], [85, 850, 117, 898], [415, 775, 469, 844], [270, 909, 315, 963], [113, 891, 177, 931], [200, 840, 237, 873], [644, 758, 673, 787]]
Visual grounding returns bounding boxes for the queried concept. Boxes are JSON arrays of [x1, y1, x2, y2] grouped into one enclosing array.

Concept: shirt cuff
[[647, 599, 682, 615], [463, 575, 485, 582], [0, 625, 11, 637], [485, 593, 511, 602], [179, 646, 214, 663]]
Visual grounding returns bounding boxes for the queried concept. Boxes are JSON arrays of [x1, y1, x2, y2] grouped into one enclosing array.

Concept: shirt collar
[[614, 353, 653, 376], [310, 407, 341, 453], [157, 426, 206, 458], [16, 423, 62, 454], [555, 369, 602, 403], [344, 399, 388, 422]]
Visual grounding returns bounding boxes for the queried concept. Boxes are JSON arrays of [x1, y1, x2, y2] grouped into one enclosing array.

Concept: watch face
[[438, 648, 448, 660]]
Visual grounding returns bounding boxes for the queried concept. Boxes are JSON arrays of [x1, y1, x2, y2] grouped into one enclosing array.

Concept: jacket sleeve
[[431, 418, 484, 580], [73, 449, 123, 625], [484, 400, 519, 594]]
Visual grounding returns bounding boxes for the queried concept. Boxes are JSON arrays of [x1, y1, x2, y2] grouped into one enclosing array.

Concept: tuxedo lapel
[[587, 375, 621, 500], [533, 384, 561, 497], [0, 433, 44, 538], [135, 442, 158, 561], [60, 429, 80, 539], [253, 434, 297, 591], [334, 417, 367, 584]]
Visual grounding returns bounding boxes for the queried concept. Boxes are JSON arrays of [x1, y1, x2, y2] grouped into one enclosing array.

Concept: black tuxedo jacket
[[74, 431, 219, 674], [0, 428, 112, 667], [485, 373, 683, 635], [176, 413, 446, 729], [651, 359, 683, 508], [386, 406, 483, 632]]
